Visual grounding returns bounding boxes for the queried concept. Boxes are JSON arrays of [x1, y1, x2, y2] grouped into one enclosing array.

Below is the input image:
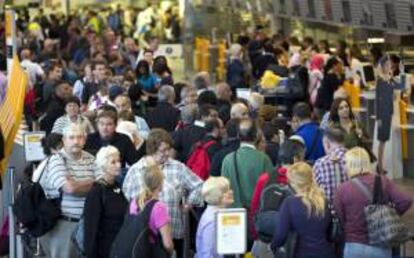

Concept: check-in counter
[[360, 91, 376, 138], [401, 124, 414, 178]]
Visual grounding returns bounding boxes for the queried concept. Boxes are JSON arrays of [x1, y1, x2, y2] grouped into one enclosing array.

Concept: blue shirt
[[138, 74, 158, 92], [196, 206, 222, 258], [272, 196, 334, 258], [295, 122, 325, 163]]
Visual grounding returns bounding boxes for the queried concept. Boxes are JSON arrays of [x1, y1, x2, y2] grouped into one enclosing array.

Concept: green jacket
[[222, 145, 274, 209]]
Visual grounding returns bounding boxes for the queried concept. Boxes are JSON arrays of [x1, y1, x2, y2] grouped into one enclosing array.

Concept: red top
[[249, 167, 288, 239]]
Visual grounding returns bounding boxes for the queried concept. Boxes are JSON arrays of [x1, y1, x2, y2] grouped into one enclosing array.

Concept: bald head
[[231, 103, 249, 119], [20, 49, 31, 60], [215, 82, 232, 102]]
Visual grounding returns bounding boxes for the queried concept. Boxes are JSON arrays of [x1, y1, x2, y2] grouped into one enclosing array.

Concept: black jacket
[[315, 73, 342, 111], [39, 96, 66, 134], [85, 132, 141, 168], [217, 99, 231, 123], [172, 123, 206, 162], [84, 181, 128, 258], [209, 138, 240, 177], [146, 102, 180, 132], [265, 142, 280, 166]]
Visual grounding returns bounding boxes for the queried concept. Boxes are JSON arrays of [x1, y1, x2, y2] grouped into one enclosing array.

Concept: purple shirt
[[196, 206, 223, 258], [334, 174, 412, 244]]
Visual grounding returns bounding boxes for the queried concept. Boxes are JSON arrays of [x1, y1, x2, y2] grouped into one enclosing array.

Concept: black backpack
[[13, 158, 61, 237], [254, 171, 293, 243], [110, 199, 169, 258]]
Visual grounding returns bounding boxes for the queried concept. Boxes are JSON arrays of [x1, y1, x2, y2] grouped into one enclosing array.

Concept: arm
[[62, 177, 94, 195], [375, 82, 381, 121], [159, 224, 174, 254], [84, 185, 103, 258], [122, 166, 141, 201], [271, 199, 292, 250], [383, 176, 412, 215], [181, 164, 204, 206]]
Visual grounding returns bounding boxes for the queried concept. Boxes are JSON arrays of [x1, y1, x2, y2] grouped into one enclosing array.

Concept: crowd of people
[[0, 5, 413, 258]]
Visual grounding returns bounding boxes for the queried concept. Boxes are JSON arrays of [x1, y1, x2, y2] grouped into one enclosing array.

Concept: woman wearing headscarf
[[308, 54, 325, 107]]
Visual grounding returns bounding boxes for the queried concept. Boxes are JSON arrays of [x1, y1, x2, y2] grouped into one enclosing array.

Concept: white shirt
[[21, 59, 44, 87]]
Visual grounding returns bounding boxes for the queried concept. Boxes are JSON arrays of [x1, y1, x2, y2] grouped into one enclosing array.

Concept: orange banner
[[0, 55, 28, 175]]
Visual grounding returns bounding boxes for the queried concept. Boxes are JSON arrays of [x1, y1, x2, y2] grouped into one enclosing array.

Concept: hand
[[377, 119, 382, 128]]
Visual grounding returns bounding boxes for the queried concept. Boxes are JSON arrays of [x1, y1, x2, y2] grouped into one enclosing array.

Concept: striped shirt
[[39, 149, 96, 219], [52, 115, 95, 135]]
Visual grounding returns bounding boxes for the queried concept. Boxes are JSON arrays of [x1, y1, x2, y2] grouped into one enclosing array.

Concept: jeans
[[344, 242, 391, 258], [40, 219, 77, 258]]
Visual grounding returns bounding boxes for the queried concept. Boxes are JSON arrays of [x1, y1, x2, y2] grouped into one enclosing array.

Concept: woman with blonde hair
[[334, 147, 412, 258], [271, 162, 335, 258], [128, 158, 174, 255]]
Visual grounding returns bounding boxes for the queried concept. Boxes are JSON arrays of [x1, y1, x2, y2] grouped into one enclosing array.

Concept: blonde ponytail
[[136, 158, 164, 210], [287, 162, 326, 217]]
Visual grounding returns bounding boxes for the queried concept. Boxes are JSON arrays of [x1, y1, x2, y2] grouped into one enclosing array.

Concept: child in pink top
[[130, 159, 174, 254], [129, 199, 170, 235]]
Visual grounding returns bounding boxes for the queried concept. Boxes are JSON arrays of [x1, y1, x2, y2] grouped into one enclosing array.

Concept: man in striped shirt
[[40, 123, 96, 258]]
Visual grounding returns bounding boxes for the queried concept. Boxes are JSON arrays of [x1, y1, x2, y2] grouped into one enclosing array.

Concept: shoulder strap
[[331, 155, 341, 187], [373, 175, 386, 205], [351, 177, 373, 202], [233, 150, 246, 208], [202, 140, 216, 150], [37, 157, 52, 183], [142, 199, 158, 223]]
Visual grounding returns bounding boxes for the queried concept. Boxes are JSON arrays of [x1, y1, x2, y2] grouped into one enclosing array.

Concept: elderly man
[[222, 119, 273, 209], [146, 85, 180, 132], [123, 129, 203, 258], [39, 123, 96, 258]]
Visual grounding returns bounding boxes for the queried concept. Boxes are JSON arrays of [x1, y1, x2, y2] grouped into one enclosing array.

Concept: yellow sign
[[221, 215, 241, 226], [0, 55, 28, 175]]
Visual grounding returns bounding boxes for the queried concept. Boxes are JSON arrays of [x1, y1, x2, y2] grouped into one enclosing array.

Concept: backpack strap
[[351, 177, 373, 203], [37, 157, 52, 183], [142, 199, 158, 226], [202, 140, 216, 150]]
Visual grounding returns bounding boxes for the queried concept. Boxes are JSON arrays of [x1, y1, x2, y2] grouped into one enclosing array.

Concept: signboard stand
[[23, 132, 46, 162], [216, 208, 247, 256]]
